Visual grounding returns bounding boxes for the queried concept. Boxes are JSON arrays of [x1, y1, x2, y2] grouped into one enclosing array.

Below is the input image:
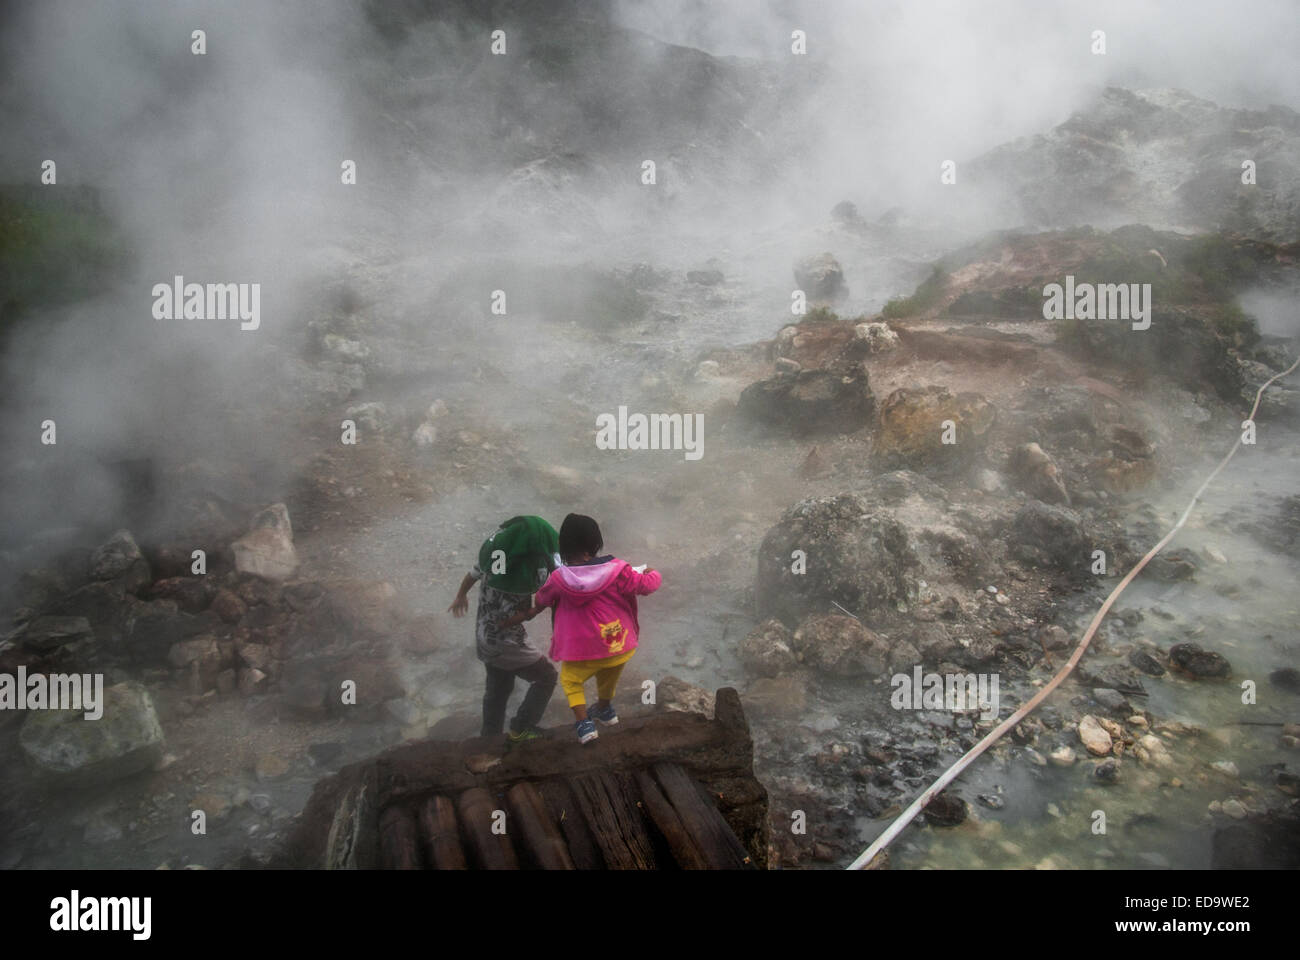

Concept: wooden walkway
[[278, 687, 768, 870]]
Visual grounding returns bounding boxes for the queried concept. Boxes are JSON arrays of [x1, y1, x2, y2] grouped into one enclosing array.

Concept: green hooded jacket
[[476, 515, 560, 595]]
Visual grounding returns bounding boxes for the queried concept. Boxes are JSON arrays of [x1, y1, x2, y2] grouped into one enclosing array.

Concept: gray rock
[[18, 616, 93, 654], [19, 682, 164, 786], [738, 620, 798, 678]]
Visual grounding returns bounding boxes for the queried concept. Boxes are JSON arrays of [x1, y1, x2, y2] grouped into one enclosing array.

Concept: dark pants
[[482, 657, 557, 737]]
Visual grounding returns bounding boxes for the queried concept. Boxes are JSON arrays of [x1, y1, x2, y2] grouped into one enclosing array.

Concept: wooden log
[[378, 805, 420, 869], [456, 787, 519, 870], [536, 779, 605, 870], [653, 762, 753, 869], [634, 769, 709, 870], [418, 795, 467, 870], [570, 771, 657, 870], [505, 782, 575, 870]]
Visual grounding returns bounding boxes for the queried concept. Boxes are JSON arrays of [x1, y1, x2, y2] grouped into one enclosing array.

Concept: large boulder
[[793, 252, 846, 301], [88, 529, 151, 592], [792, 614, 893, 678], [756, 494, 917, 624], [875, 386, 994, 474], [1007, 442, 1070, 505], [737, 368, 874, 436], [232, 503, 299, 580], [738, 620, 798, 678], [1010, 501, 1086, 572], [19, 681, 164, 786]]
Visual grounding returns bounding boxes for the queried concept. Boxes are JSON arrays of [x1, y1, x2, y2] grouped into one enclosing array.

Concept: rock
[[1221, 799, 1247, 820], [126, 600, 211, 666], [237, 643, 272, 672], [19, 682, 164, 786], [383, 698, 421, 725], [1011, 501, 1086, 571], [792, 614, 892, 677], [744, 675, 807, 718], [412, 421, 437, 448], [88, 530, 150, 590], [237, 668, 267, 696], [1049, 746, 1077, 766], [1094, 759, 1121, 783], [875, 386, 995, 474], [143, 576, 214, 614], [465, 754, 501, 774], [308, 742, 342, 766], [1007, 443, 1070, 505], [210, 588, 247, 624], [168, 635, 224, 692], [1078, 715, 1113, 756], [656, 676, 715, 718], [687, 269, 724, 286], [1169, 642, 1231, 678], [924, 793, 968, 827], [737, 368, 874, 436], [793, 252, 845, 300], [344, 401, 386, 434], [756, 493, 916, 624], [1211, 760, 1240, 777], [1148, 551, 1199, 583], [1269, 667, 1300, 693], [191, 793, 231, 820], [854, 321, 899, 354], [247, 793, 273, 813], [978, 793, 1005, 809], [18, 616, 94, 654], [1095, 664, 1147, 695], [797, 445, 831, 479], [738, 620, 798, 678], [1039, 625, 1071, 651], [1093, 688, 1131, 712], [1128, 649, 1166, 676], [695, 360, 721, 380], [254, 753, 290, 780], [231, 503, 299, 580]]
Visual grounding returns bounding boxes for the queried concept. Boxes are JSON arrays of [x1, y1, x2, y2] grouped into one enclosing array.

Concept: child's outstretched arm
[[447, 572, 479, 617], [624, 566, 662, 595]]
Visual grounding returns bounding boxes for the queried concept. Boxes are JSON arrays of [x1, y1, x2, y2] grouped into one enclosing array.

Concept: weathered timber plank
[[418, 795, 467, 870], [378, 805, 420, 869], [634, 769, 709, 870], [456, 787, 519, 870], [536, 779, 605, 870], [653, 762, 753, 869], [570, 771, 656, 870], [505, 782, 575, 870]]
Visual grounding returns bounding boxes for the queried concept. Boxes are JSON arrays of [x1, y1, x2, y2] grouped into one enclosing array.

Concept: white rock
[[1211, 760, 1239, 777], [412, 421, 437, 448], [1078, 715, 1113, 756], [1049, 746, 1077, 766], [1221, 799, 1247, 819]]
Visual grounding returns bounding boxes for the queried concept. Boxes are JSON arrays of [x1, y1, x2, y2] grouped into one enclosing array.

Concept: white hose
[[848, 351, 1300, 870]]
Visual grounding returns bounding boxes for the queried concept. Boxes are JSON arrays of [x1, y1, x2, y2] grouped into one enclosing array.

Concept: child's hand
[[448, 595, 469, 617]]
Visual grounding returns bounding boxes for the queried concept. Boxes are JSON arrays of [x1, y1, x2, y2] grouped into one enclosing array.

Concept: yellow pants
[[560, 650, 635, 707]]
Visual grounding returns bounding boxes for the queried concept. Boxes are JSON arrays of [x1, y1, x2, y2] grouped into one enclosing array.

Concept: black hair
[[558, 513, 603, 561]]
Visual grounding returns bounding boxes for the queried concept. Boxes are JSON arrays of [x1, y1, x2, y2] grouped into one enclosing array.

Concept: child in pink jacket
[[499, 513, 661, 744]]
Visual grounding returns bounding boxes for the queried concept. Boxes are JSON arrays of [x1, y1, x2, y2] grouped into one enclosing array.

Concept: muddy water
[[879, 424, 1300, 870]]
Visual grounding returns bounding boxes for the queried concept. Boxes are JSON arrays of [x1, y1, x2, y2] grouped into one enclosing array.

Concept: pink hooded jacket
[[533, 558, 662, 661]]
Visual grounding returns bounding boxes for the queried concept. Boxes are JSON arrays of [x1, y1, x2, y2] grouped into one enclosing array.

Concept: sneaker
[[575, 718, 599, 744], [589, 703, 618, 725], [507, 726, 544, 743]]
